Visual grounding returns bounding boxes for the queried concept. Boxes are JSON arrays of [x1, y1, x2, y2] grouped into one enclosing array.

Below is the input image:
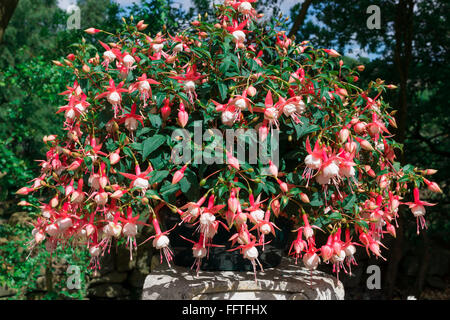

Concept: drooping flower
[[405, 187, 436, 234]]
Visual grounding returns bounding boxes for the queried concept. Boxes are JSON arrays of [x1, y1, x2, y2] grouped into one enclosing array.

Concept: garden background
[[0, 0, 448, 300]]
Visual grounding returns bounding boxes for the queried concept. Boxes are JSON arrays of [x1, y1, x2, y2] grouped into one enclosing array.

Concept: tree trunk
[[288, 0, 313, 38], [0, 0, 19, 43], [384, 0, 414, 299], [415, 229, 430, 298]]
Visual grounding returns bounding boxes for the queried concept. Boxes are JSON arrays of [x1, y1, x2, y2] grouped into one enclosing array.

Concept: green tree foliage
[[128, 0, 188, 35]]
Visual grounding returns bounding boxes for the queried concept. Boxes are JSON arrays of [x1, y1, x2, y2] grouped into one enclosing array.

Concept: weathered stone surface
[[8, 211, 32, 226], [88, 284, 130, 299], [142, 257, 344, 300], [0, 286, 17, 298], [89, 271, 128, 285]]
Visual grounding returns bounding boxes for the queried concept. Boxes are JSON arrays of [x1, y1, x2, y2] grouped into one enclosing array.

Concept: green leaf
[[159, 182, 179, 202], [343, 194, 357, 211], [148, 170, 170, 184], [309, 193, 324, 207], [328, 211, 343, 220], [218, 82, 227, 101], [402, 164, 415, 174], [219, 57, 231, 74], [136, 127, 151, 138], [142, 135, 165, 160], [294, 119, 320, 139], [356, 220, 369, 230], [148, 113, 162, 128]]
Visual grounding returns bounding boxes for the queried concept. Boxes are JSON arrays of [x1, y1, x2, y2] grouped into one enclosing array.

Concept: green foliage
[[128, 0, 189, 35], [0, 56, 70, 202]]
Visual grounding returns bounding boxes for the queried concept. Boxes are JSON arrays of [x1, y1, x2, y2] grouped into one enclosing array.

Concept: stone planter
[[142, 257, 344, 300]]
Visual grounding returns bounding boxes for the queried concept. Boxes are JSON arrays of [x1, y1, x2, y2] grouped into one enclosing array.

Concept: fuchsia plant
[[17, 1, 442, 281]]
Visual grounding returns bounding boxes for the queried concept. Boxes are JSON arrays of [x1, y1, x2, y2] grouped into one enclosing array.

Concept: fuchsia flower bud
[[172, 165, 187, 184], [228, 191, 239, 214], [50, 196, 59, 208], [161, 99, 172, 120], [277, 179, 288, 193], [136, 20, 148, 31], [354, 136, 373, 151], [268, 160, 278, 177], [84, 28, 100, 35], [423, 178, 442, 193], [353, 121, 366, 135], [423, 169, 438, 175], [226, 151, 240, 170], [177, 102, 189, 128], [300, 193, 310, 203], [339, 127, 349, 144], [110, 149, 121, 165], [324, 49, 340, 57], [247, 85, 257, 97], [16, 187, 34, 195]]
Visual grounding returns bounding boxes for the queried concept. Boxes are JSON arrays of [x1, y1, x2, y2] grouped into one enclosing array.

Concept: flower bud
[[268, 160, 278, 177], [423, 169, 437, 175], [324, 49, 340, 57], [50, 196, 59, 208], [16, 187, 33, 195], [52, 60, 64, 67], [423, 178, 442, 193], [359, 139, 374, 151], [110, 149, 121, 165], [136, 20, 148, 30], [82, 64, 90, 73], [84, 28, 100, 34], [339, 128, 349, 144], [177, 109, 188, 128], [300, 193, 310, 203], [364, 165, 376, 178], [353, 121, 366, 135], [172, 166, 186, 184], [247, 85, 257, 97], [161, 105, 171, 121], [388, 117, 397, 128]]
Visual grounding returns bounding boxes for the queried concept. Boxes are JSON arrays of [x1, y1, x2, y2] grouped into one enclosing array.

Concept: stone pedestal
[[142, 257, 344, 300]]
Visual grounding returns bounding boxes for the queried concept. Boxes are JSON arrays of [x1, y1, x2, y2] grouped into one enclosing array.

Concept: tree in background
[[0, 0, 19, 43]]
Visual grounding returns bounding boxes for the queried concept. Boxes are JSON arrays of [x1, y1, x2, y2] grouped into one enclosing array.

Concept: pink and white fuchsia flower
[[119, 164, 153, 194], [303, 137, 326, 186], [99, 41, 121, 70], [95, 78, 128, 118], [141, 218, 175, 267], [129, 73, 160, 107], [405, 187, 437, 234]]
